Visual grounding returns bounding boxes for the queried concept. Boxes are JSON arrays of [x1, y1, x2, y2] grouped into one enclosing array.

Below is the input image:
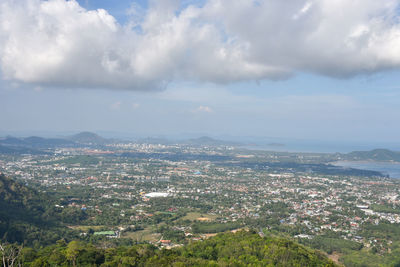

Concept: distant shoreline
[[333, 160, 400, 179]]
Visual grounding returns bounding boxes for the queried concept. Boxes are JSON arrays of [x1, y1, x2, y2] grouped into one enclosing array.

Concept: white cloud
[[110, 101, 121, 110], [193, 105, 213, 113], [1, 0, 400, 90], [292, 1, 313, 20]]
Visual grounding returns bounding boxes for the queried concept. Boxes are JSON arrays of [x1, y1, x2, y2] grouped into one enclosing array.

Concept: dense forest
[[1, 230, 337, 266], [0, 174, 78, 246]]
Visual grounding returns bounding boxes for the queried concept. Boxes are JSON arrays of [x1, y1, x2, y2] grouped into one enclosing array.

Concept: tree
[[0, 243, 22, 267], [66, 241, 82, 267]]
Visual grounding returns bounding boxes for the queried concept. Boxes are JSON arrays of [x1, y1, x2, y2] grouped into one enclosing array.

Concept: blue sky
[[1, 0, 400, 146]]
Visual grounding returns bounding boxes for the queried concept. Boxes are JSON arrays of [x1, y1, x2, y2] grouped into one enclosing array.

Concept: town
[[1, 138, 399, 263]]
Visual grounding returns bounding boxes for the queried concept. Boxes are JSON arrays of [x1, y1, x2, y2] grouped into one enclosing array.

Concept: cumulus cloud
[[1, 0, 400, 90]]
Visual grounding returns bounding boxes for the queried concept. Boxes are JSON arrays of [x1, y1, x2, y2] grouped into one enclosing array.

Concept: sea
[[241, 140, 400, 154], [239, 140, 400, 179], [332, 161, 400, 179]]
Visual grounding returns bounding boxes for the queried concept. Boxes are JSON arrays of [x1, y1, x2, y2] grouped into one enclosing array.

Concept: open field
[[68, 225, 108, 231], [181, 212, 218, 221], [122, 228, 161, 242]]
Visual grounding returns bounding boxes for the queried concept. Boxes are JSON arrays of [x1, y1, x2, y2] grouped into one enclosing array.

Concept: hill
[[68, 131, 108, 144], [23, 136, 75, 147], [0, 136, 26, 146], [0, 136, 75, 149], [344, 149, 400, 162], [0, 174, 77, 245], [11, 231, 337, 266]]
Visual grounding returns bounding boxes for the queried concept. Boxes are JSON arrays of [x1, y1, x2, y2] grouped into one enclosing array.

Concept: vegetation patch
[[181, 212, 218, 221]]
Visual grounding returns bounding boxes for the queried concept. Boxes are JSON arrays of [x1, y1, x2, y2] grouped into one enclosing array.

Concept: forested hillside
[[343, 149, 400, 162], [0, 174, 77, 246], [0, 231, 337, 266]]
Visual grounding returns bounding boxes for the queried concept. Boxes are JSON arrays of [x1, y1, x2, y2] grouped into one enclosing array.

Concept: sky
[[1, 0, 400, 145]]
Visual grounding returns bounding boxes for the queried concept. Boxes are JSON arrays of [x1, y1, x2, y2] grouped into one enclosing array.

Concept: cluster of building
[[1, 143, 399, 251]]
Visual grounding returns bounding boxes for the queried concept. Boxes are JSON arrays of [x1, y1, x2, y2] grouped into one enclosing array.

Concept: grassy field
[[68, 225, 108, 231], [122, 227, 161, 242], [181, 212, 218, 221], [69, 224, 162, 243]]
